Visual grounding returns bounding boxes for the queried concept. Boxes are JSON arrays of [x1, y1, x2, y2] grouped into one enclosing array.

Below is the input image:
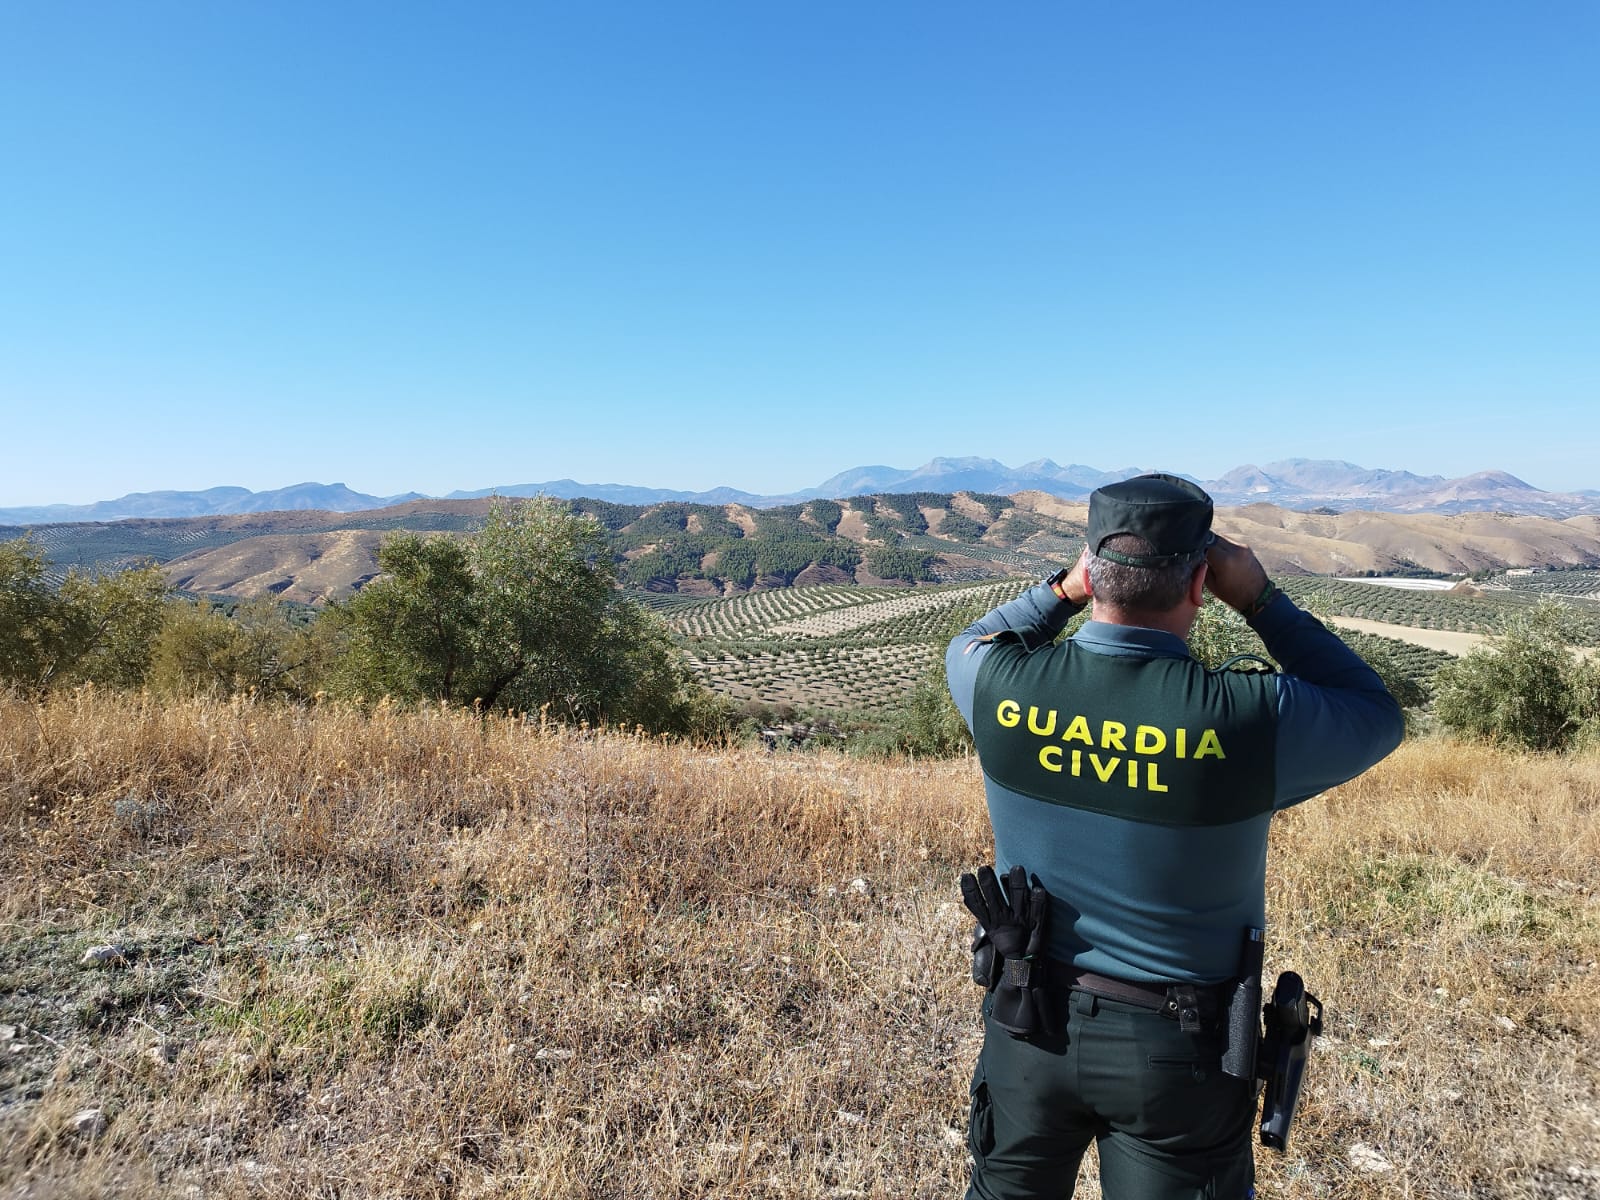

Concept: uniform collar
[[1073, 620, 1193, 659]]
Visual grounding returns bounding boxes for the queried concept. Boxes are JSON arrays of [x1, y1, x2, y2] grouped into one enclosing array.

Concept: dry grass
[[2, 691, 1598, 1198]]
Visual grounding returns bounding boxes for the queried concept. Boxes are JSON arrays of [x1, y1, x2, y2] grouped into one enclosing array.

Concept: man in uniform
[[945, 473, 1404, 1200]]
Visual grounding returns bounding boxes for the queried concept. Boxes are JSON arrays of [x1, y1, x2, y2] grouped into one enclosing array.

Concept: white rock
[[70, 1108, 108, 1139], [1348, 1143, 1393, 1173], [1494, 1015, 1517, 1031], [78, 945, 127, 968], [848, 878, 870, 895], [835, 1109, 864, 1125], [0, 1024, 16, 1041], [534, 1047, 575, 1062], [941, 1126, 965, 1147]]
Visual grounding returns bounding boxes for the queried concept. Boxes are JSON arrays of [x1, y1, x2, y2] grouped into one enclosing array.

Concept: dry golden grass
[[2, 691, 1598, 1198]]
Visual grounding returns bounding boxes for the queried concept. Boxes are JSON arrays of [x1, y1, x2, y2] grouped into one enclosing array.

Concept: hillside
[[10, 491, 1600, 605]]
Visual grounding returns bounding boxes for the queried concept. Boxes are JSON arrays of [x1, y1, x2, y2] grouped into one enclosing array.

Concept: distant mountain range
[[4, 459, 1597, 524], [0, 482, 425, 525]]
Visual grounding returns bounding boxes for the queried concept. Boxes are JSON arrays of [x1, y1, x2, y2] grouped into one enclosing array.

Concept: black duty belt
[[1061, 964, 1226, 1034]]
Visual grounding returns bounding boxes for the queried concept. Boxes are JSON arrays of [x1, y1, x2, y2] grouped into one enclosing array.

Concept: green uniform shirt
[[948, 583, 1405, 983], [974, 638, 1277, 828]]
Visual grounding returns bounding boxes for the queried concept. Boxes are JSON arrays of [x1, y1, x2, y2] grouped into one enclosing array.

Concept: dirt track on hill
[[1328, 617, 1488, 656]]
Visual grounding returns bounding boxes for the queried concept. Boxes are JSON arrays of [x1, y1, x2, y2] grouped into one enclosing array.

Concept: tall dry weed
[[2, 689, 1597, 1198]]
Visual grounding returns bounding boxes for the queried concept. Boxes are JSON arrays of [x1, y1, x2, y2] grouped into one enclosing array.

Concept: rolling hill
[[11, 491, 1600, 605]]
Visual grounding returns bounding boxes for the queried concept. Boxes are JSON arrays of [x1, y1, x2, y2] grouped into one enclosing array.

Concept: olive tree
[[333, 498, 710, 730], [0, 536, 168, 692], [1434, 600, 1599, 752], [152, 595, 343, 701]]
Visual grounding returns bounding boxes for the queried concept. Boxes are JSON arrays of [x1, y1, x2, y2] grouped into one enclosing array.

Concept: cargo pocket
[[967, 1068, 996, 1164]]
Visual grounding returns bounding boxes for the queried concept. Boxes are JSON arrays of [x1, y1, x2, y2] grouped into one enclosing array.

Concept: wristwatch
[[1044, 568, 1079, 606]]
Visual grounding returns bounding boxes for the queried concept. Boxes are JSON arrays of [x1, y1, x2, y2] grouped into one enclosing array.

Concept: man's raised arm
[[1206, 534, 1406, 806], [945, 549, 1089, 729]]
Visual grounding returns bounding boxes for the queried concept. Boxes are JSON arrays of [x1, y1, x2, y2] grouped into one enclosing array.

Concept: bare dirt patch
[[1328, 617, 1487, 656], [835, 507, 874, 543], [1009, 491, 1089, 527], [162, 530, 389, 604], [677, 578, 722, 597], [949, 494, 994, 521], [791, 563, 854, 587]]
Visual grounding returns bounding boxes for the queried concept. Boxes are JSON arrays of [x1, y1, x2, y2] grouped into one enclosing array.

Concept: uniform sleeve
[[1249, 592, 1406, 807], [945, 583, 1083, 731]]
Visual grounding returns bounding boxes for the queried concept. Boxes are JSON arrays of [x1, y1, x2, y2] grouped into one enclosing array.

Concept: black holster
[[1258, 971, 1323, 1151]]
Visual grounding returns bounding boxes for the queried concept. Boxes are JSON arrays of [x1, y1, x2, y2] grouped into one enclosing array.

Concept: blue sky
[[2, 2, 1596, 505]]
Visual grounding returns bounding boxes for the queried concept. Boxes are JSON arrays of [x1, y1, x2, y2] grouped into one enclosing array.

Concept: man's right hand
[[1205, 534, 1271, 614], [1058, 546, 1091, 606]]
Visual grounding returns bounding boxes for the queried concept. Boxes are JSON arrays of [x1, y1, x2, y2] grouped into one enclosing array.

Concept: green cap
[[1088, 473, 1214, 567]]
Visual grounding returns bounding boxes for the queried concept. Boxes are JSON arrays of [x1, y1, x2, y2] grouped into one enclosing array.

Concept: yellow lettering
[[1101, 720, 1127, 751], [1134, 725, 1166, 755], [1127, 760, 1138, 787], [1071, 749, 1082, 776], [1039, 745, 1063, 773], [1147, 762, 1168, 792], [1091, 753, 1121, 783], [1063, 714, 1093, 745], [1027, 706, 1057, 737], [1175, 728, 1187, 759], [997, 699, 1021, 728], [1195, 729, 1226, 759]]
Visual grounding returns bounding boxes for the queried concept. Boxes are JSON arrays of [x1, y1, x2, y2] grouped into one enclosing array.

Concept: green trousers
[[966, 990, 1256, 1200]]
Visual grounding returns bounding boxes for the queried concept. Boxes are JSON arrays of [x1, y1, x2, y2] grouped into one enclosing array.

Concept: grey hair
[[1087, 534, 1201, 613]]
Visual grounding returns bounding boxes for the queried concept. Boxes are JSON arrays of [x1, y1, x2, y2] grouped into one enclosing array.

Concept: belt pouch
[[1220, 975, 1263, 1079]]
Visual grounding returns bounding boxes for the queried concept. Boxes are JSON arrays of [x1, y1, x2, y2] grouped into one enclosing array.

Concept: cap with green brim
[[1088, 473, 1214, 567]]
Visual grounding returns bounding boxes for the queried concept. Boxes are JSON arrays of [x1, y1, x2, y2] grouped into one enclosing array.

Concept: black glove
[[959, 864, 1051, 1037]]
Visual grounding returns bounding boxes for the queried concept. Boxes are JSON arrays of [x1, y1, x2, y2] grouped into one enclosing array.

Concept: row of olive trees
[[1, 500, 732, 736], [876, 588, 1561, 764]]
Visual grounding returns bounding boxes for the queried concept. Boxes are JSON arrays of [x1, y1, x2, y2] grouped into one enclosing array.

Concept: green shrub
[[1434, 600, 1599, 751]]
